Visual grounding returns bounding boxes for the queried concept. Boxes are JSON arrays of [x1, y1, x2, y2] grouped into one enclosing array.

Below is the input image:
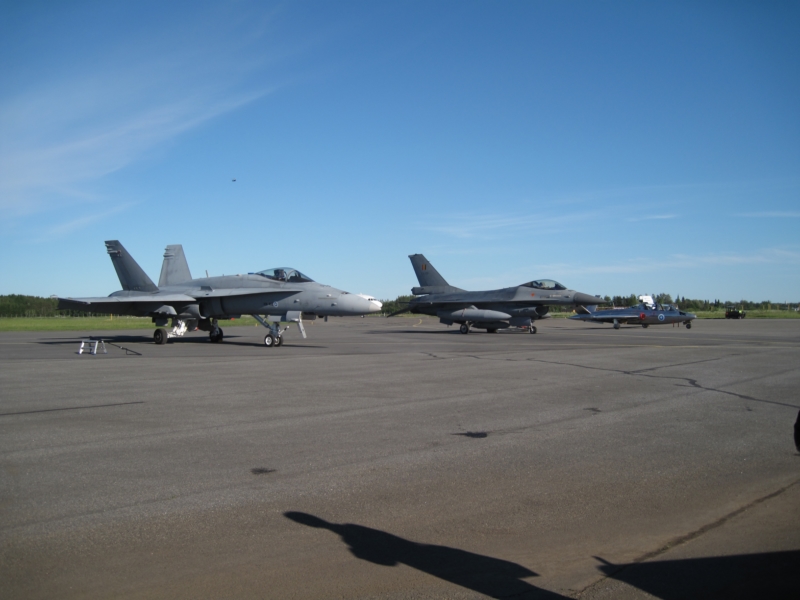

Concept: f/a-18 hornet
[[570, 295, 696, 330], [390, 254, 603, 334], [58, 241, 381, 346]]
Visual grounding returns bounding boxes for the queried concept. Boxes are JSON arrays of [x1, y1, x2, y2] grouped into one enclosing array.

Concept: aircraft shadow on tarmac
[[283, 511, 568, 599], [593, 550, 800, 599], [36, 334, 327, 349]]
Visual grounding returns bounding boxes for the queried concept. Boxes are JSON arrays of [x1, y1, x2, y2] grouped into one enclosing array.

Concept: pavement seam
[[574, 478, 800, 598], [515, 356, 800, 411]]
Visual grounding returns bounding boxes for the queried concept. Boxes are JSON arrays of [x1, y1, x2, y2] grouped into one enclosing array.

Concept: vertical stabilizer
[[104, 240, 158, 292], [159, 244, 192, 286], [409, 254, 449, 287]]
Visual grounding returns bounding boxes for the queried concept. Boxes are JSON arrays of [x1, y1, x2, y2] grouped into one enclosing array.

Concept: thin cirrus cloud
[[0, 12, 286, 222], [626, 214, 678, 222], [736, 212, 800, 218], [536, 247, 800, 277], [35, 203, 137, 242], [1, 89, 273, 216], [422, 211, 601, 239]]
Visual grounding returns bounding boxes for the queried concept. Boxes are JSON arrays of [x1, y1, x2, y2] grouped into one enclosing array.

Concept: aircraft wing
[[585, 314, 641, 324], [58, 294, 197, 306], [57, 294, 199, 314]]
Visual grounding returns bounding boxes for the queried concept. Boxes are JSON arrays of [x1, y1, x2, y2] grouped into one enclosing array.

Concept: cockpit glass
[[255, 268, 314, 283], [524, 279, 566, 290]]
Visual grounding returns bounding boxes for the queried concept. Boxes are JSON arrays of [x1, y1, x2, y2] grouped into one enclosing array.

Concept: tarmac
[[1, 316, 798, 599]]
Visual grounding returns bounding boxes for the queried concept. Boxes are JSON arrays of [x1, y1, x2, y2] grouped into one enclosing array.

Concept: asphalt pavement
[[1, 317, 798, 599]]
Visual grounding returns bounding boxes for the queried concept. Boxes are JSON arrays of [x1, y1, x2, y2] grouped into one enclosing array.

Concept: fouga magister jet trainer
[[390, 254, 604, 334], [570, 295, 696, 330], [58, 241, 381, 346]]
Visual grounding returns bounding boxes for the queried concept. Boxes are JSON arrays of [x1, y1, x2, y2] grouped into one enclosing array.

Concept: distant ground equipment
[[725, 306, 746, 319]]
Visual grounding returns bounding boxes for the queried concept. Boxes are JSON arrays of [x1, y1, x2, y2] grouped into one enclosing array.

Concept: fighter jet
[[569, 295, 696, 330], [390, 254, 604, 334], [58, 241, 380, 346]]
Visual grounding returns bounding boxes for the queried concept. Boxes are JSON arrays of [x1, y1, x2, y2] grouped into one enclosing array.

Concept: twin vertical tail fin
[[105, 240, 158, 292], [159, 244, 192, 286], [408, 254, 465, 295]]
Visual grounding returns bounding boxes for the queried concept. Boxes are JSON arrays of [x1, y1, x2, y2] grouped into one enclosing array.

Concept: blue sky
[[1, 1, 798, 302]]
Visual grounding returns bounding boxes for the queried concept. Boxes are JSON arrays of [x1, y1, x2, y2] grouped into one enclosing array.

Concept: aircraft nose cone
[[573, 292, 605, 305], [338, 293, 378, 316]]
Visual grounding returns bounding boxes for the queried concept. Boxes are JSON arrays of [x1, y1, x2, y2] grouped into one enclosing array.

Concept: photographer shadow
[[284, 511, 568, 599]]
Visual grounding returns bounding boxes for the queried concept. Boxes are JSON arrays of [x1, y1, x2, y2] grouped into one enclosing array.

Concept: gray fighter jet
[[569, 295, 696, 330], [58, 241, 380, 346], [391, 254, 604, 334]]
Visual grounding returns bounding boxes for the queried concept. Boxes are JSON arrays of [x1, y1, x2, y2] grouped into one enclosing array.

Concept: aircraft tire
[[275, 335, 283, 347], [613, 323, 620, 330], [529, 326, 537, 334], [686, 323, 692, 329], [642, 324, 649, 329], [154, 328, 168, 345], [459, 324, 470, 334], [264, 334, 275, 347]]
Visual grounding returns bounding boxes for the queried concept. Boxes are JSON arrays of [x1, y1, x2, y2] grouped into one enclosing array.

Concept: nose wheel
[[264, 333, 285, 347], [459, 323, 470, 334], [528, 326, 537, 334]]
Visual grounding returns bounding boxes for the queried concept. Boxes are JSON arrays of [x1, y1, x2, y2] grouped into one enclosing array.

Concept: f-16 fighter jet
[[58, 241, 381, 346], [391, 254, 603, 334], [569, 295, 696, 330]]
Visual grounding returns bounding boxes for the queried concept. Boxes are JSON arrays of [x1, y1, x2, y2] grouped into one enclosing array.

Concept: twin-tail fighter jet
[[570, 295, 696, 330], [58, 241, 381, 346], [390, 254, 604, 334]]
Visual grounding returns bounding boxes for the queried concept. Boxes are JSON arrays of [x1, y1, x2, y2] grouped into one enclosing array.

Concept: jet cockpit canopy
[[523, 279, 566, 291], [256, 268, 314, 283]]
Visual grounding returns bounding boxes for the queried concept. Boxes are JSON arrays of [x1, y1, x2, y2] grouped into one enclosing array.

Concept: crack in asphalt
[[450, 353, 800, 411], [577, 478, 800, 598], [528, 357, 800, 410]]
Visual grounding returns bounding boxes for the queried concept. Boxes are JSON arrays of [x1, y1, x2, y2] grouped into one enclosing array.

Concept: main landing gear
[[154, 328, 168, 345], [209, 319, 224, 343], [154, 318, 197, 345], [529, 325, 537, 334]]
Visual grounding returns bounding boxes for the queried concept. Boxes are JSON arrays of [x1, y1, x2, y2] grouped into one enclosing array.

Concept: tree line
[[0, 295, 93, 317]]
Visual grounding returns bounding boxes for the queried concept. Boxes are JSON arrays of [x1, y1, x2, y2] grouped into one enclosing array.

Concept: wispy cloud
[[626, 214, 678, 222], [0, 7, 288, 220], [421, 211, 601, 239], [535, 247, 800, 277], [36, 203, 136, 241], [736, 211, 800, 218]]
